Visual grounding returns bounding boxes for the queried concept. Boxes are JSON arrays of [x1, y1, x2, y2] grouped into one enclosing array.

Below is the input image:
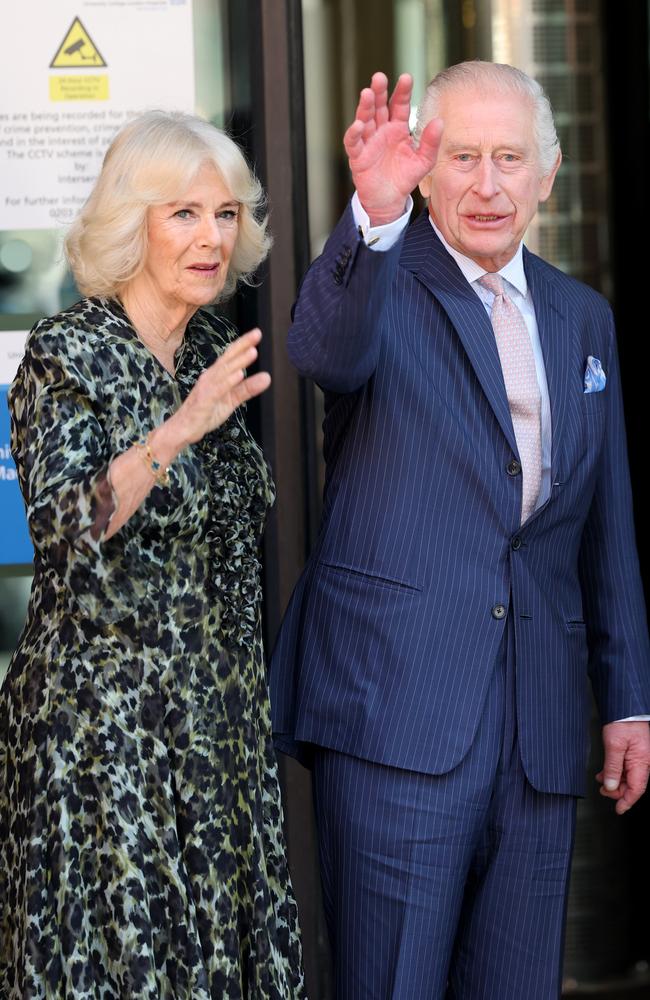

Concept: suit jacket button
[[511, 536, 522, 551], [507, 459, 522, 476], [492, 603, 507, 620]]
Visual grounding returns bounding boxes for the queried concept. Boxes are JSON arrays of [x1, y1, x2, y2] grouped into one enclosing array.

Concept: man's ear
[[539, 152, 562, 203], [418, 172, 432, 200]]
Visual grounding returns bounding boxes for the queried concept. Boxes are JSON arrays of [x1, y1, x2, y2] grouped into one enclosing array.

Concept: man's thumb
[[602, 745, 625, 790]]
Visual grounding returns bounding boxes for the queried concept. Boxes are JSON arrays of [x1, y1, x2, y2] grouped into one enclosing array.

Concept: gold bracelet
[[135, 432, 170, 487]]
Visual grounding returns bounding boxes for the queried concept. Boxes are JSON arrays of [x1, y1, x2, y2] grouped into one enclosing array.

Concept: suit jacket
[[269, 204, 650, 796]]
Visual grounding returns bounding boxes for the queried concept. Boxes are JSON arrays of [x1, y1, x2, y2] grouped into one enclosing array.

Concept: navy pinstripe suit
[[270, 204, 650, 997]]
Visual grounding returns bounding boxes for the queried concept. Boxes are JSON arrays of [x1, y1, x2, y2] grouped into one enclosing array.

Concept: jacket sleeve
[[579, 310, 650, 721], [287, 201, 405, 393]]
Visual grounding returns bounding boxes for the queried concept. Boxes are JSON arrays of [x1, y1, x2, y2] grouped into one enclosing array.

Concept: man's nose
[[473, 157, 499, 198]]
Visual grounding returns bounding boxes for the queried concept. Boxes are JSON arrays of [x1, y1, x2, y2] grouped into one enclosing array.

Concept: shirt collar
[[429, 216, 527, 298]]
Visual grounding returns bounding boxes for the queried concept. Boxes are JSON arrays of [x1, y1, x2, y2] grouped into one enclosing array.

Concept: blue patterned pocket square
[[584, 356, 606, 393]]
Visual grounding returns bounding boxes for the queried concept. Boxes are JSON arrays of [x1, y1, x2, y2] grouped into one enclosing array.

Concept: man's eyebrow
[[443, 141, 528, 154]]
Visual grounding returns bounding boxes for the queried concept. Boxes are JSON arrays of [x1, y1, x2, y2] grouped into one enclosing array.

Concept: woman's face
[[141, 161, 240, 314]]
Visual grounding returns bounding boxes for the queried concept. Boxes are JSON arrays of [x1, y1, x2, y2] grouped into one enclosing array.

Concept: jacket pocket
[[318, 560, 423, 593]]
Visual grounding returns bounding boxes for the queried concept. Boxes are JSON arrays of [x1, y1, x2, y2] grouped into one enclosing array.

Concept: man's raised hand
[[343, 72, 442, 227]]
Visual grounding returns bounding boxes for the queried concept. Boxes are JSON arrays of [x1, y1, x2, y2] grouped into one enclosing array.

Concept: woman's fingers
[[205, 332, 261, 384], [218, 328, 262, 367], [231, 371, 272, 407], [205, 367, 270, 427], [202, 330, 262, 386], [178, 328, 271, 443], [201, 329, 270, 418]]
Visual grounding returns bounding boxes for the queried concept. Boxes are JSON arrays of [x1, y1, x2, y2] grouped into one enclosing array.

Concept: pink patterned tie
[[479, 273, 542, 523]]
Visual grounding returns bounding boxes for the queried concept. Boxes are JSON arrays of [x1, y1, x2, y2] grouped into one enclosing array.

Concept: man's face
[[419, 86, 561, 271]]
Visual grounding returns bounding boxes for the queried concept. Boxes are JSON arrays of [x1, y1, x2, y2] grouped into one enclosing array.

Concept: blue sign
[[0, 386, 33, 566]]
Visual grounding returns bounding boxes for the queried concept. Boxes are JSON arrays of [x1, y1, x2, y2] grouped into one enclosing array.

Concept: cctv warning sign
[[49, 17, 108, 102], [50, 18, 107, 69]]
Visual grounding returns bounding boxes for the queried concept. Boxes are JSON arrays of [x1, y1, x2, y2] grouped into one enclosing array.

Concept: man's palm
[[343, 72, 442, 226]]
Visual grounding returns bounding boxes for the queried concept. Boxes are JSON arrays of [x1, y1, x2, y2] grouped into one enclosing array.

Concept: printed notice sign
[[0, 332, 32, 566], [0, 1, 195, 231]]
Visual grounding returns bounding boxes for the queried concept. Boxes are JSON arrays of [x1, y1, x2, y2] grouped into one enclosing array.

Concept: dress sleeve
[[10, 333, 149, 623]]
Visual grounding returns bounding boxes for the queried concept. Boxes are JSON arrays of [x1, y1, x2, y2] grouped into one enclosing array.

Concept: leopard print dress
[[0, 298, 305, 999]]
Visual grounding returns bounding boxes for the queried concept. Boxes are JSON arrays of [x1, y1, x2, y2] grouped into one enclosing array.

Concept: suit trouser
[[311, 621, 577, 1000]]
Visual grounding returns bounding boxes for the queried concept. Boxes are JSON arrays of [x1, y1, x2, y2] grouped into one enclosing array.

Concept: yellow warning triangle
[[50, 17, 107, 69]]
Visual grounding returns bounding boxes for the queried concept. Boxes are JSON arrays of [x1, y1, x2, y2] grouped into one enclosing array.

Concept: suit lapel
[[401, 214, 518, 456], [524, 249, 572, 485]]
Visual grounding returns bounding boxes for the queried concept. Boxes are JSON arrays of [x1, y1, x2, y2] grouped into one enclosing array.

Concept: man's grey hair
[[415, 61, 561, 176]]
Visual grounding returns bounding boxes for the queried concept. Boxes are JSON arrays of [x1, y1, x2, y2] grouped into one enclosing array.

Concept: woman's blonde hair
[[65, 110, 271, 301]]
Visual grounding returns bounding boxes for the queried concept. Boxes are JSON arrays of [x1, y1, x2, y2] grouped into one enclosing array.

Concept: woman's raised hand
[[106, 329, 269, 539], [175, 329, 270, 445]]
